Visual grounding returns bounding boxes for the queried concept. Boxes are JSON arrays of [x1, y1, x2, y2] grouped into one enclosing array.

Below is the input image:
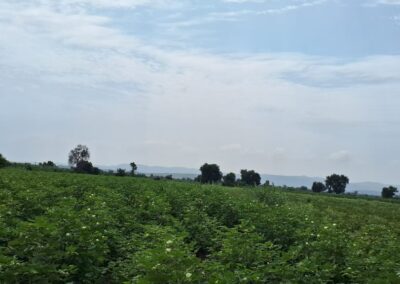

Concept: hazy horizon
[[1, 0, 400, 184]]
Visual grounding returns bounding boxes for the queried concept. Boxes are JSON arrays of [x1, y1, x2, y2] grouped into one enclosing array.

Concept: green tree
[[311, 182, 326, 193], [130, 162, 138, 176], [75, 160, 95, 174], [115, 168, 126, 177], [39, 161, 56, 167], [240, 169, 261, 186], [199, 163, 222, 184], [0, 153, 10, 168], [381, 186, 398, 198], [325, 174, 349, 194], [68, 145, 90, 168], [222, 172, 236, 187]]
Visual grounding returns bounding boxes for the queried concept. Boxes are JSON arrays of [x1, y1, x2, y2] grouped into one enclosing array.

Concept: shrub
[[222, 173, 236, 187], [115, 168, 127, 177], [0, 154, 10, 168], [312, 182, 326, 193]]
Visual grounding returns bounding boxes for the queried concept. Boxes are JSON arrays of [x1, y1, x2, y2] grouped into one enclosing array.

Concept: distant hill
[[98, 164, 394, 196]]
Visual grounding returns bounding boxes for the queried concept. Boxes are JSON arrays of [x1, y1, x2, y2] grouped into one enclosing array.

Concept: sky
[[1, 0, 400, 183]]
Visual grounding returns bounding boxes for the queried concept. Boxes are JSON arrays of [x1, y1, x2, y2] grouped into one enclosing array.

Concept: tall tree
[[130, 162, 138, 176], [325, 174, 349, 194], [68, 145, 90, 168], [381, 186, 398, 198], [240, 169, 261, 186], [199, 163, 222, 184]]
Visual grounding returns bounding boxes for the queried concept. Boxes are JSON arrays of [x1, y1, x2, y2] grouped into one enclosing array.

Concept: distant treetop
[[68, 145, 90, 167], [199, 163, 222, 184]]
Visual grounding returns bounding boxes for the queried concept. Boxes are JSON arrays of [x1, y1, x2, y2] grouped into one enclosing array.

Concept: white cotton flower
[[333, 223, 337, 226], [166, 240, 173, 245], [66, 233, 71, 237], [82, 226, 87, 229], [152, 264, 160, 270], [324, 226, 328, 229], [186, 272, 192, 278], [165, 248, 172, 253]]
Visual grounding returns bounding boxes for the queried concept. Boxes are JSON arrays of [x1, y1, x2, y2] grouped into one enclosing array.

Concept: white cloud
[[271, 147, 287, 162], [284, 55, 400, 88], [374, 0, 400, 5], [5, 0, 177, 10], [220, 144, 243, 151], [221, 0, 266, 3], [328, 151, 351, 163], [164, 0, 328, 27]]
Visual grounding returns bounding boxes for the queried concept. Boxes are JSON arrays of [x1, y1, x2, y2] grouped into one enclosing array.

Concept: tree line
[[311, 175, 349, 194], [0, 145, 398, 199], [195, 163, 263, 187]]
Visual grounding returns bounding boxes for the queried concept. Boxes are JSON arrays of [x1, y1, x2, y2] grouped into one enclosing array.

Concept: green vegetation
[[0, 154, 10, 168], [130, 162, 138, 176], [311, 182, 326, 193], [325, 174, 349, 194], [239, 169, 261, 187], [1, 168, 400, 283], [382, 186, 398, 199], [198, 163, 223, 184]]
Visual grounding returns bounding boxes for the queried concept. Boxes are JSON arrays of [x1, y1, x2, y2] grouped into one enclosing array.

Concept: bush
[[74, 161, 96, 175], [39, 161, 56, 167], [0, 154, 10, 168], [382, 186, 398, 198], [115, 168, 127, 177], [312, 182, 326, 193]]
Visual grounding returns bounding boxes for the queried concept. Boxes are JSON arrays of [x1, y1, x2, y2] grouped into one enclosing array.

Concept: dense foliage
[[222, 172, 236, 187], [199, 163, 222, 184], [240, 169, 261, 187], [325, 174, 349, 194], [382, 186, 398, 199], [1, 168, 400, 283], [311, 182, 326, 193], [68, 145, 90, 167], [0, 154, 10, 168]]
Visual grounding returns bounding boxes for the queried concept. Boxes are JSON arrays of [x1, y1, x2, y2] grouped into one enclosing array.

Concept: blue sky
[[1, 0, 400, 183]]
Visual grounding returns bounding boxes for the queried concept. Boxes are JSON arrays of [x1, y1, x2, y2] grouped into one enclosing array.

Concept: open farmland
[[1, 168, 400, 283]]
